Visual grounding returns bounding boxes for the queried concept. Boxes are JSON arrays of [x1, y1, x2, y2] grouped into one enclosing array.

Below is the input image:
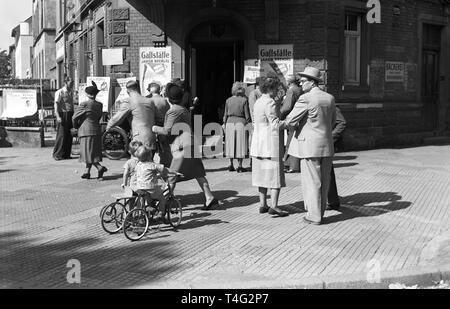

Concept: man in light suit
[[283, 67, 336, 225], [106, 80, 157, 156]]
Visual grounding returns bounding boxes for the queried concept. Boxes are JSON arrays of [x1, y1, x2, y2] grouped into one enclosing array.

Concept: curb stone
[[132, 264, 450, 289]]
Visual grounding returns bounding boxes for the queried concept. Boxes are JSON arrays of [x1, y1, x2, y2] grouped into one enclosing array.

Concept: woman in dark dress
[[152, 84, 219, 210], [223, 82, 251, 172], [72, 82, 107, 180]]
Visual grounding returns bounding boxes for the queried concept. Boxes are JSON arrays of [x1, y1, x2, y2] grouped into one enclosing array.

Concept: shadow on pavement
[[205, 166, 231, 173], [179, 190, 239, 208], [177, 212, 229, 230], [101, 173, 124, 181], [334, 163, 359, 168], [334, 155, 358, 161], [325, 192, 412, 224], [0, 156, 17, 165], [278, 201, 306, 214], [0, 169, 15, 174], [0, 230, 180, 288]]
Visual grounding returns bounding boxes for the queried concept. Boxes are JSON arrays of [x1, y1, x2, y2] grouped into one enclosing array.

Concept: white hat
[[299, 67, 322, 82]]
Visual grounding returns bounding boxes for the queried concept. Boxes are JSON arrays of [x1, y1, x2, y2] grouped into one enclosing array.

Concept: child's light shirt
[[135, 162, 166, 191]]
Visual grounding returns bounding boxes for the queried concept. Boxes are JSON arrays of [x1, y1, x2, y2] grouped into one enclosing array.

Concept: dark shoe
[[303, 217, 321, 225], [228, 165, 236, 172], [259, 206, 270, 214], [285, 169, 299, 174], [202, 198, 219, 210], [237, 167, 247, 173], [53, 156, 63, 161], [81, 173, 91, 179], [327, 203, 341, 211], [97, 166, 108, 179], [268, 207, 289, 217]]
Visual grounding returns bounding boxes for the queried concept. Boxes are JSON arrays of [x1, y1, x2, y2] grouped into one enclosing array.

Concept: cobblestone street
[[1, 145, 450, 288]]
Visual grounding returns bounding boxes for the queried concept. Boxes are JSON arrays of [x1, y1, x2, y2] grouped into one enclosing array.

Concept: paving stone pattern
[[0, 146, 449, 288]]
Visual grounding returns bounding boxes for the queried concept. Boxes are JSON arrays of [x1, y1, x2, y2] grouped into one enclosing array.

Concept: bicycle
[[122, 184, 183, 242]]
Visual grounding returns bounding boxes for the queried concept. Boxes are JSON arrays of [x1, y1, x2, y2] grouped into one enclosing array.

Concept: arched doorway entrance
[[187, 21, 245, 125]]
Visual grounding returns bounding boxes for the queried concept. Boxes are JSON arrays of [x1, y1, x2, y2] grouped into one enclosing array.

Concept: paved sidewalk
[[1, 145, 450, 289]]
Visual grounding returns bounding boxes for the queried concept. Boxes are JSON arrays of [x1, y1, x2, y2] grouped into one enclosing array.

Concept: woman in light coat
[[250, 77, 288, 217]]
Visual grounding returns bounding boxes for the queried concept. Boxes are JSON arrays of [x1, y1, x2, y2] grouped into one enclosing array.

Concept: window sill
[[342, 85, 370, 93]]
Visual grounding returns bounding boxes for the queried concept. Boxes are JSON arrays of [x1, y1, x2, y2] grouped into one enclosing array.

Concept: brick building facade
[[57, 0, 450, 150]]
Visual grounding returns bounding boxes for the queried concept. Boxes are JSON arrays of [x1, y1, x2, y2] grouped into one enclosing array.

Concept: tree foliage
[[0, 50, 11, 78]]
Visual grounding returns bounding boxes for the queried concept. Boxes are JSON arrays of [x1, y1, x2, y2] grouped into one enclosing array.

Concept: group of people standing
[[248, 67, 346, 225], [106, 79, 219, 210], [222, 67, 347, 224], [56, 66, 346, 225]]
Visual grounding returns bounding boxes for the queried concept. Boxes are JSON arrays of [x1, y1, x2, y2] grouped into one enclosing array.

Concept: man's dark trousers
[[53, 111, 74, 160]]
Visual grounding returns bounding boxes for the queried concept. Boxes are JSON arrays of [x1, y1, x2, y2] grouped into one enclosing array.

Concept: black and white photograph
[[1, 0, 450, 294]]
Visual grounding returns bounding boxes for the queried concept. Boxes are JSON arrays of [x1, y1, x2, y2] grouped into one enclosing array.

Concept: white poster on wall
[[86, 77, 111, 112], [102, 48, 124, 66], [140, 47, 172, 96], [114, 76, 136, 112], [243, 65, 262, 84], [0, 89, 38, 119], [258, 44, 294, 84], [56, 37, 65, 61], [78, 83, 88, 105]]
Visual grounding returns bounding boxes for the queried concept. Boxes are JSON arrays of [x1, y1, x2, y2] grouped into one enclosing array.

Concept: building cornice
[[33, 29, 57, 47]]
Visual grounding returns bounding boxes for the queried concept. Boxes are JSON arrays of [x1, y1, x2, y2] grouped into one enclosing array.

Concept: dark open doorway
[[190, 42, 244, 125], [421, 23, 442, 131], [186, 21, 245, 126]]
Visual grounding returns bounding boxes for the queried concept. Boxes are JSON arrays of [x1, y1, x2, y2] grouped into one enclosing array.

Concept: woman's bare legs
[[269, 188, 288, 216], [196, 177, 215, 205], [270, 188, 280, 209], [258, 187, 268, 208]]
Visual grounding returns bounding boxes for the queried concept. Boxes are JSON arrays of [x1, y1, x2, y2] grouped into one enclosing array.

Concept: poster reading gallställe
[[140, 47, 172, 96], [258, 44, 294, 84]]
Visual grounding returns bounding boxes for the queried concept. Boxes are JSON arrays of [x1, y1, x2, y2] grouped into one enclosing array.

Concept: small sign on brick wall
[[385, 61, 404, 82]]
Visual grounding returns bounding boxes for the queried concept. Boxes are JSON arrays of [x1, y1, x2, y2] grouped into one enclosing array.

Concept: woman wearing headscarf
[[250, 77, 288, 217], [72, 81, 108, 180], [152, 84, 219, 210], [223, 82, 251, 172]]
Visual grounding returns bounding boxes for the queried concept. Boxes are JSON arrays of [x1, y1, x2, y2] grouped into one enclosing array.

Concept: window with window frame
[[344, 13, 361, 86]]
